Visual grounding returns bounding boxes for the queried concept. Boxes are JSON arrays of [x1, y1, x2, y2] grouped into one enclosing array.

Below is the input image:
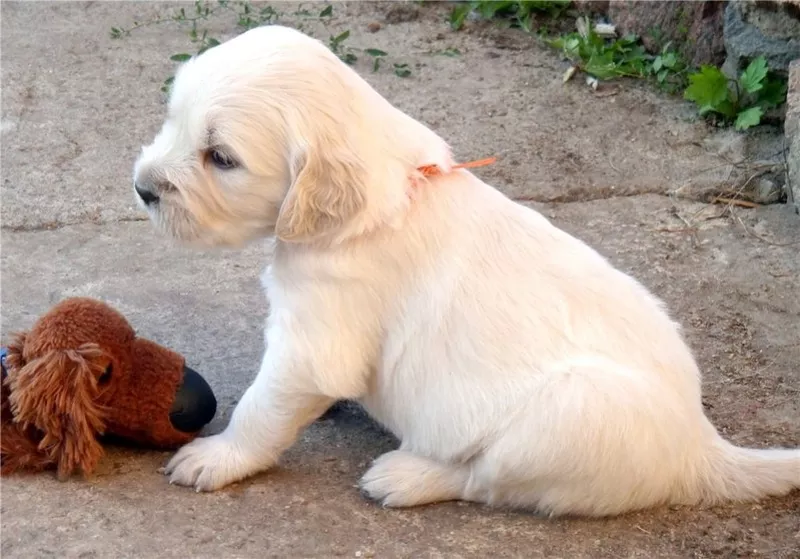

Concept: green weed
[[544, 17, 694, 98], [683, 56, 787, 130], [328, 29, 358, 65], [540, 18, 786, 131], [546, 23, 650, 80], [647, 42, 689, 94], [111, 1, 412, 94]]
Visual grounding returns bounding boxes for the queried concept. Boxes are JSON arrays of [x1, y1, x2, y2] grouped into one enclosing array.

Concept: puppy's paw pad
[[162, 434, 249, 492]]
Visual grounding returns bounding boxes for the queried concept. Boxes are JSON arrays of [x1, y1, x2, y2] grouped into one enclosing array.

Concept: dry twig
[[711, 197, 759, 208]]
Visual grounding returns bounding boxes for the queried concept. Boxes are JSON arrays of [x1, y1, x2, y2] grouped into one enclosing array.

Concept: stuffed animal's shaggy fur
[[1, 298, 210, 479]]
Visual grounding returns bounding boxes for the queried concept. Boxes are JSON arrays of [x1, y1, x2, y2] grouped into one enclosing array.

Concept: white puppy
[[133, 25, 799, 517]]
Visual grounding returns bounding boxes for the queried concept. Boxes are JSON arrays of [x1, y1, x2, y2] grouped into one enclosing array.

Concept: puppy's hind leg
[[359, 450, 472, 508]]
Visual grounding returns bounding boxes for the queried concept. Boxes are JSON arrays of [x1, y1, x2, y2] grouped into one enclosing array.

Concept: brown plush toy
[[1, 297, 216, 480]]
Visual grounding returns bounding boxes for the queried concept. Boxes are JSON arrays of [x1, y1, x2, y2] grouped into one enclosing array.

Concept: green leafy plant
[[449, 1, 571, 32], [111, 0, 278, 40], [647, 42, 689, 94], [393, 63, 412, 78], [328, 33, 411, 77], [546, 24, 650, 80], [365, 48, 388, 72], [111, 1, 411, 94], [328, 29, 358, 65], [683, 56, 787, 130], [435, 47, 462, 57], [544, 17, 691, 96], [111, 0, 281, 92]]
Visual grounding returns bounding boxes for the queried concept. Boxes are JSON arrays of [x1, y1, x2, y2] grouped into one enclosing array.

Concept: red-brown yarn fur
[[1, 298, 198, 479]]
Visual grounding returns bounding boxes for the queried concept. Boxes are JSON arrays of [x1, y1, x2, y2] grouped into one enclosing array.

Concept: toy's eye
[[99, 363, 112, 385]]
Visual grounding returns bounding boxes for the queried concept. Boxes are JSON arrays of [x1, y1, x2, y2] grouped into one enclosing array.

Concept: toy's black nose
[[169, 366, 217, 433], [135, 182, 160, 205]]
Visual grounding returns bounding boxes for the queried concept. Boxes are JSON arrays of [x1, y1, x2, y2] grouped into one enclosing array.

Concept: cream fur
[[133, 25, 799, 517]]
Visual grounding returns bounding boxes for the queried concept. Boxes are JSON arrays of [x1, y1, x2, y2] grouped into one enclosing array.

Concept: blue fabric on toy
[[1, 347, 7, 380]]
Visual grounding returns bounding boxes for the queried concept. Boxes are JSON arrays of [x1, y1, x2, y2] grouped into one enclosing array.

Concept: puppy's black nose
[[135, 183, 160, 205]]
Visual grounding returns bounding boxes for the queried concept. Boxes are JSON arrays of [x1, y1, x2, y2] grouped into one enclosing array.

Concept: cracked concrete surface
[[1, 2, 799, 558]]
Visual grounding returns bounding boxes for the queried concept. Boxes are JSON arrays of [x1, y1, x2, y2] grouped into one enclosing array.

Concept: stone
[[383, 3, 419, 24], [723, 0, 800, 77], [786, 59, 800, 211], [744, 0, 800, 38], [573, 0, 610, 15], [607, 1, 726, 67], [755, 177, 782, 205]]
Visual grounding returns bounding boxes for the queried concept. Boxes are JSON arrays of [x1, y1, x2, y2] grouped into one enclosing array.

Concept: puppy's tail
[[688, 436, 800, 505]]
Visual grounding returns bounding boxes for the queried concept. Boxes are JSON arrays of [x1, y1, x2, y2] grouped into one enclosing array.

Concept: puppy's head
[[133, 25, 452, 247]]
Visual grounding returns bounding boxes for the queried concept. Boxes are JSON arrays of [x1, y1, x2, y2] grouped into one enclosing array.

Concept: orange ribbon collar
[[417, 156, 497, 177]]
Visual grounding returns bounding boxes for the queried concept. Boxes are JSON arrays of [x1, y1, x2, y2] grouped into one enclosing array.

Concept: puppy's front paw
[[162, 434, 255, 492]]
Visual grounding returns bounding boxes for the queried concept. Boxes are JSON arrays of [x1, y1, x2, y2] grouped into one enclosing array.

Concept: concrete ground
[[1, 2, 798, 557]]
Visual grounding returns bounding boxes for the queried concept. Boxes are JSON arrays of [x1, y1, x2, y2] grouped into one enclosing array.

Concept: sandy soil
[[1, 2, 798, 557]]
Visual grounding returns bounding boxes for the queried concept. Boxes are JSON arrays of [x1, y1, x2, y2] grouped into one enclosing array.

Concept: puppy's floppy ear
[[275, 147, 368, 243], [7, 343, 111, 480]]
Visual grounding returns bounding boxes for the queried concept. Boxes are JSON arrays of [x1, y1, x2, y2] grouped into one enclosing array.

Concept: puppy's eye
[[209, 149, 238, 170]]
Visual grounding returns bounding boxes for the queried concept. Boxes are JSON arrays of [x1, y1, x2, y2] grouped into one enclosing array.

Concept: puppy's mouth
[[136, 190, 264, 248], [137, 198, 196, 243], [150, 207, 232, 248]]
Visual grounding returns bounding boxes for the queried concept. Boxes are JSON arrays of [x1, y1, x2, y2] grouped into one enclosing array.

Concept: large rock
[[786, 59, 800, 211], [607, 1, 726, 67], [573, 0, 610, 15], [723, 0, 800, 76]]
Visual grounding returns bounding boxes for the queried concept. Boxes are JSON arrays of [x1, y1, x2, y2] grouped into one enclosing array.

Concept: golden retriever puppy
[[133, 25, 799, 516]]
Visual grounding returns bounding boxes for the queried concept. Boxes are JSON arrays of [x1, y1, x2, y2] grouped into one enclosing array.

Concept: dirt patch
[[1, 1, 798, 558]]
